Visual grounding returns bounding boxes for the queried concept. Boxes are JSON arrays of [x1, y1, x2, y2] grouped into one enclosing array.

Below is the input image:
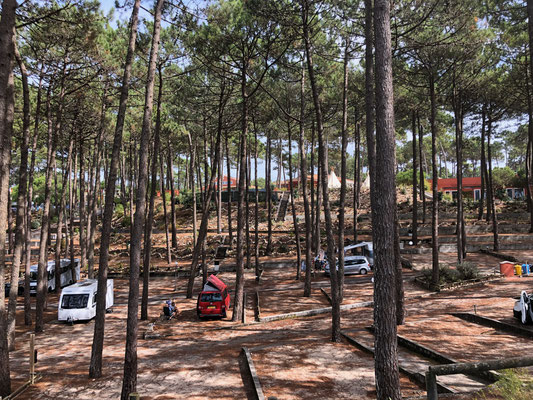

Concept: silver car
[[325, 255, 371, 276]]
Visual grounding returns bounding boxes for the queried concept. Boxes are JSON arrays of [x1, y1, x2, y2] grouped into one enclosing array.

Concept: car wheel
[[360, 268, 368, 275], [222, 310, 227, 318], [513, 309, 521, 320]]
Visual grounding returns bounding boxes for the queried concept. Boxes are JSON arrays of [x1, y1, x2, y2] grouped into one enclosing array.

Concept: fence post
[[29, 333, 35, 384], [425, 369, 438, 400], [242, 293, 247, 324]]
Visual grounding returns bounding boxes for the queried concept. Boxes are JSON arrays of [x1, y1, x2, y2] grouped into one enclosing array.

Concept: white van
[[58, 279, 114, 323], [28, 258, 80, 295]]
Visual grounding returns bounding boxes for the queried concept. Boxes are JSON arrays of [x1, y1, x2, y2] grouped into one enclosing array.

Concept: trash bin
[[523, 264, 530, 276], [500, 261, 515, 277], [515, 264, 523, 276]]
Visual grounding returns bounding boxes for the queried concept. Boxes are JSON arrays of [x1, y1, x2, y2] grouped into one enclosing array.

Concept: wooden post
[[242, 293, 247, 324], [174, 261, 178, 292], [29, 333, 35, 384], [425, 370, 438, 400]]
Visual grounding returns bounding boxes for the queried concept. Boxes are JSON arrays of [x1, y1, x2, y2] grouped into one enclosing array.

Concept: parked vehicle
[[58, 279, 113, 323], [325, 255, 371, 276], [344, 242, 374, 266], [5, 258, 80, 296], [513, 290, 533, 324], [29, 259, 80, 295], [197, 275, 230, 319]]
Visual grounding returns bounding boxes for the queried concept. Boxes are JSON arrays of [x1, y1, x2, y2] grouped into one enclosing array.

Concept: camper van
[[58, 279, 114, 323], [197, 275, 230, 319], [27, 258, 80, 295]]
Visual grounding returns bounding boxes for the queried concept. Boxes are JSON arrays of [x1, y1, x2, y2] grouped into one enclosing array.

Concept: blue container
[[522, 264, 530, 275]]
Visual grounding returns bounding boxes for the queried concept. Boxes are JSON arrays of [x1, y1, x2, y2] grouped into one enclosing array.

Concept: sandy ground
[[5, 249, 533, 400]]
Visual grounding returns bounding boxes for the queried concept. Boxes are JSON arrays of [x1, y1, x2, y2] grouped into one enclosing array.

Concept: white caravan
[[58, 279, 114, 323], [29, 258, 80, 295], [344, 242, 374, 266]]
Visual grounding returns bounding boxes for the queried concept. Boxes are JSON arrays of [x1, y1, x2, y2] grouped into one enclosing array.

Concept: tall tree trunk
[[187, 132, 198, 247], [160, 154, 171, 264], [226, 134, 233, 242], [217, 129, 223, 234], [245, 138, 251, 270], [89, 0, 141, 379], [167, 140, 178, 249], [453, 76, 465, 263], [254, 124, 260, 279], [373, 0, 401, 396], [54, 138, 74, 296], [310, 123, 316, 253], [7, 44, 30, 351], [429, 72, 440, 288], [88, 93, 107, 273], [69, 153, 77, 283], [338, 39, 350, 302], [354, 111, 361, 243], [232, 63, 249, 322], [265, 134, 272, 255], [478, 106, 486, 220], [287, 118, 301, 281], [302, 0, 340, 342], [527, 0, 533, 232], [36, 84, 59, 333], [411, 111, 418, 245], [185, 80, 226, 299], [79, 135, 87, 275], [121, 0, 164, 397], [0, 0, 16, 392], [141, 66, 164, 321], [418, 114, 426, 224], [128, 142, 135, 230], [487, 115, 499, 251], [300, 66, 313, 297], [24, 66, 44, 327], [315, 134, 321, 256]]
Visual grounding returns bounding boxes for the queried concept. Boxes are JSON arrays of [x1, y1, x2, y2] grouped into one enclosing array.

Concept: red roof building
[[428, 177, 527, 200]]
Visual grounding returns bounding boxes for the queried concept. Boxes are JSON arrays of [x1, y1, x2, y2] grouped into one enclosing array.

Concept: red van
[[197, 275, 230, 319]]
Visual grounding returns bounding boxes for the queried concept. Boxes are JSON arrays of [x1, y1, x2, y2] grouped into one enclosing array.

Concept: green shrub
[[456, 261, 479, 280], [420, 264, 461, 286], [114, 203, 124, 218], [479, 369, 533, 400]]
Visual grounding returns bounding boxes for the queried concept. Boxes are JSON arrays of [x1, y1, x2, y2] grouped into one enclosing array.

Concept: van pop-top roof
[[202, 274, 227, 292]]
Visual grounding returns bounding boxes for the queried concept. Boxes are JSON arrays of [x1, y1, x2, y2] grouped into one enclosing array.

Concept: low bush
[[478, 369, 533, 400], [456, 261, 480, 280], [419, 261, 480, 287]]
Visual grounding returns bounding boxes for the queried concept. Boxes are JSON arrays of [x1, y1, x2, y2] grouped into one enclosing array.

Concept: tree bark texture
[[89, 0, 141, 379], [0, 1, 16, 393], [7, 45, 30, 351], [121, 1, 164, 397], [373, 0, 401, 397], [302, 0, 340, 342]]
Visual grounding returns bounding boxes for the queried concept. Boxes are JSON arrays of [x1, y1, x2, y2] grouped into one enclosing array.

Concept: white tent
[[362, 174, 370, 189], [327, 169, 341, 189]]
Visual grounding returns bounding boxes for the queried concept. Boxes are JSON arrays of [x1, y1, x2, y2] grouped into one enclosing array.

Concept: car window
[[201, 292, 222, 302], [61, 294, 89, 309]]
